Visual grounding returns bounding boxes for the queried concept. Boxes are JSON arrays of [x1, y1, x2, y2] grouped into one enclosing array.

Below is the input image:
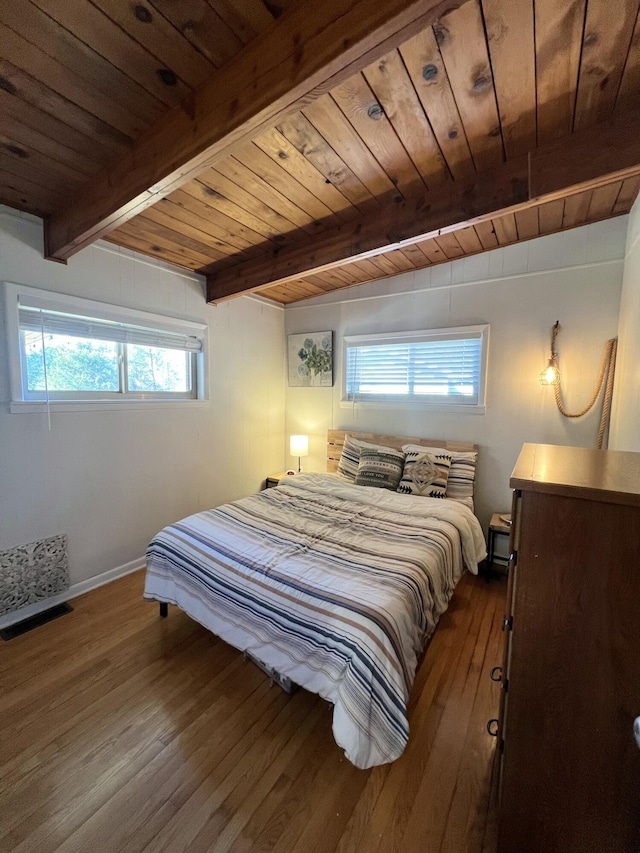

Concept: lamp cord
[[551, 322, 617, 449]]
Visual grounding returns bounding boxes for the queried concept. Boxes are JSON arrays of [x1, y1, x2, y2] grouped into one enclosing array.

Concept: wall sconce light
[[539, 321, 561, 385], [539, 321, 617, 449], [290, 434, 309, 473], [539, 357, 560, 386]]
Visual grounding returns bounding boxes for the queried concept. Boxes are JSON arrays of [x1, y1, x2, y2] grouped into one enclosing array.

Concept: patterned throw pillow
[[337, 435, 401, 482], [398, 445, 453, 498], [355, 446, 405, 491], [446, 451, 478, 508]]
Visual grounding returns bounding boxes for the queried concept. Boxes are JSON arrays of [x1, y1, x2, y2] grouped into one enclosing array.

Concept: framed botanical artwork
[[288, 331, 333, 387]]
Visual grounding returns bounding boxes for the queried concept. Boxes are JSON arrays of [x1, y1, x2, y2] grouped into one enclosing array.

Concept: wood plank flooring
[[0, 570, 505, 853]]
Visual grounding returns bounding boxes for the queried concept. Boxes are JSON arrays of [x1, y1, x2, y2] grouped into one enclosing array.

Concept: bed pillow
[[355, 445, 405, 491], [336, 434, 363, 482], [337, 435, 400, 482], [446, 451, 478, 508], [398, 445, 453, 498]]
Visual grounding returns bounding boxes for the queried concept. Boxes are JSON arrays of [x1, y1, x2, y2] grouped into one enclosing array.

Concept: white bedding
[[144, 474, 486, 768]]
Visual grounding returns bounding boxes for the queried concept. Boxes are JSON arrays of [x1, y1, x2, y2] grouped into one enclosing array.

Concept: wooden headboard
[[327, 430, 478, 472]]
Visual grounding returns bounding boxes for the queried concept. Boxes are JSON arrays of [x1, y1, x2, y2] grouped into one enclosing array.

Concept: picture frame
[[287, 331, 333, 387]]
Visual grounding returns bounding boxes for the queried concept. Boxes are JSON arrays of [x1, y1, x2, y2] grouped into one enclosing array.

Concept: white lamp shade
[[290, 434, 309, 457]]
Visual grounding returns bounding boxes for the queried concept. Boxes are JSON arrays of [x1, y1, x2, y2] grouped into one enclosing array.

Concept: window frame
[[4, 282, 209, 412], [341, 324, 489, 413]]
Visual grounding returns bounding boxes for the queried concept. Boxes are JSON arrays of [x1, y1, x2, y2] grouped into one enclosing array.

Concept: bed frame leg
[[159, 602, 168, 618]]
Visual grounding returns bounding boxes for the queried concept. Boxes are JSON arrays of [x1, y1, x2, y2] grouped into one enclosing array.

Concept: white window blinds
[[343, 326, 488, 408], [4, 282, 209, 410], [18, 306, 203, 352]]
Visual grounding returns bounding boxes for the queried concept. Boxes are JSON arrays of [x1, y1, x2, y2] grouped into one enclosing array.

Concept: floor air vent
[[1, 602, 73, 640]]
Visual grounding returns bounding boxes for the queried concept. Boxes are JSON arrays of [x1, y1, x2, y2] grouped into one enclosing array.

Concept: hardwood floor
[[0, 569, 505, 853]]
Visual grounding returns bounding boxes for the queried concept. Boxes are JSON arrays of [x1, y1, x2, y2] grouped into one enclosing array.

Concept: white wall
[[0, 207, 286, 588], [0, 203, 630, 601], [610, 197, 640, 451], [285, 219, 627, 528]]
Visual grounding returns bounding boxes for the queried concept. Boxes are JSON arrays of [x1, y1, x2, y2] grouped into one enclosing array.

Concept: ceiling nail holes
[[422, 64, 438, 81], [448, 129, 458, 139], [157, 69, 177, 86], [134, 5, 152, 23], [278, 151, 287, 159], [367, 103, 384, 121]]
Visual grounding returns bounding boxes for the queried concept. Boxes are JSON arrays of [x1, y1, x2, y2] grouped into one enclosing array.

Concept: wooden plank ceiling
[[1, 0, 640, 305]]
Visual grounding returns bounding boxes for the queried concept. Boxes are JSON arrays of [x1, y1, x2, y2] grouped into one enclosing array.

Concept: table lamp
[[289, 434, 309, 473]]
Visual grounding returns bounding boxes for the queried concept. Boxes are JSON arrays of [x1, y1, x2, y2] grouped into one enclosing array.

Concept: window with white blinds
[[18, 306, 204, 352], [4, 282, 208, 407], [343, 326, 489, 410]]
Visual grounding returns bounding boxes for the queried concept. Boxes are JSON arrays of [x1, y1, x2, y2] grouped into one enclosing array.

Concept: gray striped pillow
[[336, 435, 363, 482], [446, 451, 478, 506]]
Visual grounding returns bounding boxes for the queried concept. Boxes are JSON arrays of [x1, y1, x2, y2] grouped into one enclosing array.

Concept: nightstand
[[487, 512, 511, 571], [265, 472, 290, 489]]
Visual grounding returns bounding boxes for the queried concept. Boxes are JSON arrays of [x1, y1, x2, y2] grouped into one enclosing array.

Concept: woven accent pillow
[[336, 435, 400, 482], [355, 445, 405, 491], [398, 444, 453, 498], [446, 451, 478, 508]]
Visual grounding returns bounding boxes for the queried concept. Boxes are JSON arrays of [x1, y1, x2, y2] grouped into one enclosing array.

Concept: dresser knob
[[502, 615, 513, 631], [487, 719, 499, 737], [490, 666, 503, 682]]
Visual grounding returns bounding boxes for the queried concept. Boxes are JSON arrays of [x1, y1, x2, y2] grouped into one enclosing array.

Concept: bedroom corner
[[0, 206, 286, 624]]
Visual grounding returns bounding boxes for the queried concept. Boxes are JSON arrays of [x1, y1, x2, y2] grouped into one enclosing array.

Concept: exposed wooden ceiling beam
[[44, 0, 466, 263], [206, 111, 640, 302]]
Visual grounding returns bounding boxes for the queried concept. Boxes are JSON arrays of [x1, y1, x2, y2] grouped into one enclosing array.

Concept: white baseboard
[[0, 555, 145, 631]]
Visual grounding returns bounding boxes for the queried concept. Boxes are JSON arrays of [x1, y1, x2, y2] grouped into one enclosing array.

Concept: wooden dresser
[[497, 443, 640, 853]]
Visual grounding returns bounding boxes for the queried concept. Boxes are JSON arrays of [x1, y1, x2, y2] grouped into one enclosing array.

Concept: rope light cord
[[550, 322, 617, 449], [598, 338, 617, 449]]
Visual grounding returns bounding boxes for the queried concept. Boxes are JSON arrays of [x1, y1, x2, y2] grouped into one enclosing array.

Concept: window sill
[[339, 400, 486, 414], [8, 399, 210, 414]]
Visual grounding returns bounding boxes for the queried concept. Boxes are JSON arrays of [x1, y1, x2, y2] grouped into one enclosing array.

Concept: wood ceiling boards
[[1, 0, 639, 305]]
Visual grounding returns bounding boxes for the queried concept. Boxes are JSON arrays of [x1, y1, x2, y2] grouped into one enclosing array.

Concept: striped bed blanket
[[144, 474, 486, 768]]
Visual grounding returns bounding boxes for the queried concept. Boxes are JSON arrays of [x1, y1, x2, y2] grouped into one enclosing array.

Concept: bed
[[144, 431, 486, 769]]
